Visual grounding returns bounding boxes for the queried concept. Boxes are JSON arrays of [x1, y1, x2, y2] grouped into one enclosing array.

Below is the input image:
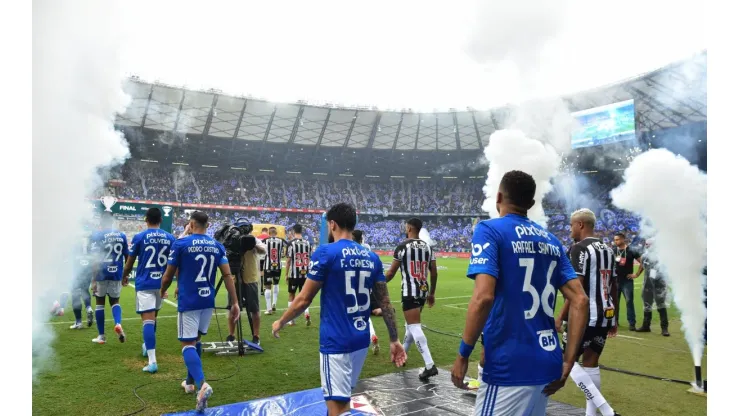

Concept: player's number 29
[[345, 270, 372, 314], [103, 243, 123, 262], [520, 258, 557, 319]]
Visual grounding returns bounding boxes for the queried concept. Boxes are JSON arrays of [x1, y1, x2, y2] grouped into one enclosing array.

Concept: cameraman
[[219, 220, 266, 345]]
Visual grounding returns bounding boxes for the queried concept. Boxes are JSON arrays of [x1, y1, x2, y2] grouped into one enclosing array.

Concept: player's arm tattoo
[[373, 281, 399, 342]]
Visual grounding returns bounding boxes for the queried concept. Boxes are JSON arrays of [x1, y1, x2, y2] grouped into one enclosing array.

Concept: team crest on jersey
[[537, 329, 558, 352]]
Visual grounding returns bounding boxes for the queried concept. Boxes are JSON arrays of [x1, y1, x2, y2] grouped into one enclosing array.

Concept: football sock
[[585, 366, 614, 416], [272, 285, 279, 307], [111, 304, 122, 325], [264, 289, 272, 312], [570, 363, 613, 416], [402, 324, 414, 351], [95, 305, 105, 335], [182, 346, 205, 389], [408, 324, 434, 369], [369, 318, 376, 338], [143, 320, 156, 364], [304, 306, 310, 317]]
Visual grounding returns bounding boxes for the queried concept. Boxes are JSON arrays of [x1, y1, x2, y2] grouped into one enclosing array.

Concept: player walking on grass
[[160, 211, 240, 413], [451, 170, 590, 416], [123, 208, 176, 374], [90, 214, 130, 345], [263, 227, 286, 314], [556, 208, 621, 416], [385, 218, 438, 381], [273, 203, 406, 416], [285, 224, 313, 326], [53, 236, 95, 329]]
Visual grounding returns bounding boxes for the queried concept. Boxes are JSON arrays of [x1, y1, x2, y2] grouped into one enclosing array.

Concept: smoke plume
[[610, 149, 706, 365], [33, 0, 131, 379]]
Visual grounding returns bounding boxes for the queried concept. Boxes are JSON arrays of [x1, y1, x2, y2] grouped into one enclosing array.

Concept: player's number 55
[[345, 270, 372, 314], [520, 258, 557, 319]]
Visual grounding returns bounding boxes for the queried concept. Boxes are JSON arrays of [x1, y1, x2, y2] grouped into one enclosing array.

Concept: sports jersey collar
[[504, 213, 528, 220]]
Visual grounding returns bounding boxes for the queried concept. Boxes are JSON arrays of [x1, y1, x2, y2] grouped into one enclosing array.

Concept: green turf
[[35, 257, 707, 416]]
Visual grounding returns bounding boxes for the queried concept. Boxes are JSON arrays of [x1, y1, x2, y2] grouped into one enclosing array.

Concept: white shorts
[[94, 280, 122, 298], [136, 290, 162, 314], [177, 308, 213, 341], [475, 381, 549, 416], [320, 348, 368, 402]]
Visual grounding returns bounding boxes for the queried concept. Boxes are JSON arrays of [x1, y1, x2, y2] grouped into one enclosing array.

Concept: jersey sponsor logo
[[514, 224, 551, 241], [149, 271, 162, 280], [107, 265, 118, 273], [578, 382, 595, 401], [538, 329, 558, 352], [353, 316, 367, 331], [198, 287, 211, 297], [471, 242, 490, 257], [578, 250, 587, 270], [469, 257, 489, 265]]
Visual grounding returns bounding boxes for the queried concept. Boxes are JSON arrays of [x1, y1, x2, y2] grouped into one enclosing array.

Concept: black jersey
[[570, 237, 616, 328], [263, 237, 286, 272], [286, 237, 312, 279], [393, 238, 435, 298]]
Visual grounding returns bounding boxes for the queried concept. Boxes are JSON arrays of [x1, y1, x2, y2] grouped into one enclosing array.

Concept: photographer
[[215, 220, 266, 345]]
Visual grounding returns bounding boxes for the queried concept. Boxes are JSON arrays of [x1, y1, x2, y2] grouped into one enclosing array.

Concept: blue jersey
[[168, 234, 228, 312], [91, 229, 130, 281], [307, 239, 385, 354], [131, 228, 176, 291], [467, 214, 577, 386]]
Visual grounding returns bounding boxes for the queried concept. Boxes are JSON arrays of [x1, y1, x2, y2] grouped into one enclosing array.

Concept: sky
[[120, 0, 706, 111]]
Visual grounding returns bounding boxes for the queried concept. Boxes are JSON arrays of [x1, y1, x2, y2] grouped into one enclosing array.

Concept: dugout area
[[165, 369, 582, 416]]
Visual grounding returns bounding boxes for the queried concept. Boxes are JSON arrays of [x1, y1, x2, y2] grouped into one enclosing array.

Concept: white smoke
[[610, 149, 706, 365], [33, 0, 131, 379], [481, 129, 560, 226]]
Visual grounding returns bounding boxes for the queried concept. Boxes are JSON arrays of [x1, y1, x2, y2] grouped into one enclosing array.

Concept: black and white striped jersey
[[286, 237, 312, 279], [569, 237, 616, 328], [393, 239, 435, 298], [263, 237, 286, 272]]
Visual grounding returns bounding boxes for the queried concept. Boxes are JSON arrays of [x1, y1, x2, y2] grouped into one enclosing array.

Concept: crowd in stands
[[110, 162, 642, 251]]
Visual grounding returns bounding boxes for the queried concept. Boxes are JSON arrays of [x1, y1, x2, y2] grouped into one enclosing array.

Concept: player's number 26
[[519, 258, 557, 319], [345, 270, 372, 314]]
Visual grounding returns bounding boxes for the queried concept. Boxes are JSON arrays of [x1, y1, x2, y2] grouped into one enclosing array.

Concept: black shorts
[[263, 270, 281, 285], [228, 282, 260, 314], [288, 277, 305, 294], [563, 325, 609, 356], [370, 293, 380, 311], [402, 296, 426, 312]]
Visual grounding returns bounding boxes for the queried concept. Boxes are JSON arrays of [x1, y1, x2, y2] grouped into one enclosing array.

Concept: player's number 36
[[520, 258, 557, 319]]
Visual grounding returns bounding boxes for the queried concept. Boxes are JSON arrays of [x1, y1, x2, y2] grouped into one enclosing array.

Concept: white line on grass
[[617, 334, 644, 340]]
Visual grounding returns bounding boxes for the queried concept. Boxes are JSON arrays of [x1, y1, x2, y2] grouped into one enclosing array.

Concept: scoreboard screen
[[571, 99, 636, 149]]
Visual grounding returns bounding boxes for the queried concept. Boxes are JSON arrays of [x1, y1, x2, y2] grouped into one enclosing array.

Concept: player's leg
[[178, 308, 214, 412], [263, 273, 273, 315], [403, 298, 437, 380], [299, 279, 311, 325], [70, 288, 83, 329], [654, 278, 670, 336], [226, 285, 242, 342], [369, 294, 380, 354], [109, 281, 125, 342], [138, 290, 162, 373], [81, 282, 93, 327], [287, 279, 297, 326], [53, 292, 69, 316], [320, 352, 355, 416], [92, 281, 107, 344], [637, 277, 654, 332], [272, 272, 280, 311], [571, 329, 617, 416]]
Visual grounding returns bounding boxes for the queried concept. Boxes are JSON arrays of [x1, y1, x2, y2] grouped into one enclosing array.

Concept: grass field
[[35, 257, 707, 416]]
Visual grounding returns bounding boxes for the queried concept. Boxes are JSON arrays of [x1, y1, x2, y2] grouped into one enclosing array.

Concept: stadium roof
[[116, 51, 705, 175]]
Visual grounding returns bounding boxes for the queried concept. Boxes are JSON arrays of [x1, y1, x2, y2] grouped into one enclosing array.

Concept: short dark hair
[[352, 229, 363, 243], [326, 203, 356, 231], [406, 218, 423, 232], [500, 170, 536, 209], [269, 226, 277, 235], [190, 211, 208, 228], [145, 207, 162, 225], [615, 232, 626, 239], [261, 227, 268, 232], [292, 224, 303, 234]]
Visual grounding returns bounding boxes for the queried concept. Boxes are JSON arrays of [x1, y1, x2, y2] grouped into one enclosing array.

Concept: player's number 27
[[345, 270, 372, 314], [520, 258, 557, 319]]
